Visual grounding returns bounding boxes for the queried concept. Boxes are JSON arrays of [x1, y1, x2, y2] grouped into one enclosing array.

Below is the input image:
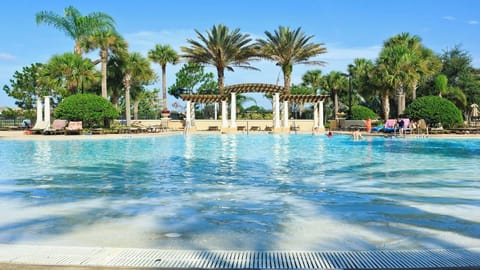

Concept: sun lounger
[[383, 119, 397, 133], [44, 119, 68, 135], [31, 121, 49, 134], [65, 121, 83, 135]]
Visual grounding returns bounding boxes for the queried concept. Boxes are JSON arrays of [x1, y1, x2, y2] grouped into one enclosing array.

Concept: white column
[[319, 101, 324, 128], [282, 100, 289, 128], [214, 103, 218, 120], [274, 93, 280, 128], [313, 102, 319, 128], [221, 100, 228, 128], [44, 96, 51, 128], [190, 102, 195, 126], [36, 98, 43, 125], [230, 92, 237, 128], [185, 100, 191, 129]]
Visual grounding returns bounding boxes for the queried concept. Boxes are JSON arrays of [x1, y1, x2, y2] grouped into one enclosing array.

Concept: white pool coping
[[0, 244, 480, 269]]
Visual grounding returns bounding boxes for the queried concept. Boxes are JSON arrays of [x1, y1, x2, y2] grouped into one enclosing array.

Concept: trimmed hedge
[[404, 96, 463, 128], [351, 105, 377, 120], [54, 94, 119, 128]]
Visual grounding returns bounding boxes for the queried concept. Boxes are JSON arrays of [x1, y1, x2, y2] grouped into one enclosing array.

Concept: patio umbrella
[[471, 104, 478, 117]]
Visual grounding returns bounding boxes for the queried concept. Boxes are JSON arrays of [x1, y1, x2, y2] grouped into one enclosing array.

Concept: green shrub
[[404, 96, 463, 128], [351, 105, 377, 120], [54, 94, 119, 128]]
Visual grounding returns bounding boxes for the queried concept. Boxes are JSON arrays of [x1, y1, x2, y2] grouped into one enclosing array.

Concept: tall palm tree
[[257, 26, 327, 95], [321, 71, 348, 119], [36, 6, 115, 56], [181, 24, 259, 96], [301, 69, 323, 94], [377, 44, 417, 116], [119, 52, 156, 126], [82, 30, 128, 99], [380, 33, 441, 115], [40, 52, 99, 97], [148, 44, 179, 110]]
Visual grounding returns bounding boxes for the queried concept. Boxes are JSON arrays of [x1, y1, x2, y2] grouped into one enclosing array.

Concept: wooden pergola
[[179, 83, 329, 132]]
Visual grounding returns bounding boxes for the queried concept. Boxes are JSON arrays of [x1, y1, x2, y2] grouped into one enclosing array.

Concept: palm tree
[[83, 30, 128, 99], [181, 24, 259, 96], [36, 6, 115, 56], [321, 71, 348, 119], [40, 52, 99, 97], [257, 26, 327, 95], [119, 52, 156, 126], [435, 74, 467, 109], [301, 70, 323, 94], [380, 33, 441, 115], [148, 44, 179, 111]]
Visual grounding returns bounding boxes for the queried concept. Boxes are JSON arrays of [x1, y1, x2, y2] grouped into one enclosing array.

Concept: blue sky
[[1, 0, 479, 108]]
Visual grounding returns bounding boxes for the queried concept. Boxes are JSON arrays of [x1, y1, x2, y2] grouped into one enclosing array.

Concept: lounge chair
[[383, 119, 397, 133], [30, 121, 49, 134], [43, 119, 68, 135], [370, 125, 384, 132], [65, 121, 83, 135]]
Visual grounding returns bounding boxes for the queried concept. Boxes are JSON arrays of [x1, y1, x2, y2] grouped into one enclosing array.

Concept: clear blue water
[[0, 134, 479, 251]]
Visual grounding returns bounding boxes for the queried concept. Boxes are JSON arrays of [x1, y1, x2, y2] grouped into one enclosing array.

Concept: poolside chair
[[383, 119, 397, 133], [65, 121, 83, 135], [43, 119, 68, 135], [370, 124, 384, 132], [30, 121, 49, 134]]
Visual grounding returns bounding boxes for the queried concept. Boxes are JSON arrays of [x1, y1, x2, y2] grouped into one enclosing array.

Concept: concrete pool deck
[[2, 130, 480, 140], [0, 244, 480, 269]]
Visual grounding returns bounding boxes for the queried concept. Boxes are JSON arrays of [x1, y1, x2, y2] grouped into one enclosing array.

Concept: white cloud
[[442, 16, 456, 21], [0, 53, 15, 61], [468, 20, 479, 25]]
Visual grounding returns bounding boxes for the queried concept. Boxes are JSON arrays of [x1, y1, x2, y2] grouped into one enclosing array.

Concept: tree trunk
[[217, 68, 225, 96], [412, 81, 418, 100], [101, 49, 108, 99], [162, 64, 167, 110], [396, 86, 405, 117], [124, 73, 132, 127], [382, 94, 390, 121], [111, 96, 119, 108], [133, 100, 139, 120], [74, 40, 82, 57], [282, 64, 292, 95], [334, 92, 339, 119]]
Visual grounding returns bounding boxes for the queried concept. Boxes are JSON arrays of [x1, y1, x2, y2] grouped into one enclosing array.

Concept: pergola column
[[36, 98, 43, 125], [221, 100, 228, 128], [273, 92, 280, 128], [190, 102, 195, 126], [230, 92, 237, 128], [319, 100, 324, 128], [185, 100, 192, 129], [313, 102, 319, 128], [282, 100, 289, 128], [44, 96, 51, 128]]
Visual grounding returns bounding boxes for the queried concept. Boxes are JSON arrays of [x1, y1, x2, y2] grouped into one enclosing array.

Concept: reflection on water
[[0, 135, 479, 251]]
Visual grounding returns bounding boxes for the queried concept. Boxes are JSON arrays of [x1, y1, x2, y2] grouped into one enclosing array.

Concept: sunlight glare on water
[[0, 134, 479, 251]]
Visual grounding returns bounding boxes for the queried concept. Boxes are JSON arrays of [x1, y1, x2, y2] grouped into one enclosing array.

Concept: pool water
[[0, 134, 479, 251]]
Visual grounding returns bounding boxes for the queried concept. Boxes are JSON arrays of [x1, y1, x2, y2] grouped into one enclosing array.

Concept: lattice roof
[[224, 83, 284, 94]]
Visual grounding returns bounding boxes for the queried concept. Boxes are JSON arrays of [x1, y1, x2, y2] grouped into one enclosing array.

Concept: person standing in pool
[[353, 129, 362, 141]]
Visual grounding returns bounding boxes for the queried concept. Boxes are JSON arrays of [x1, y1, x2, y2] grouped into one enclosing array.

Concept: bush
[[351, 105, 377, 120], [404, 96, 463, 128], [54, 94, 119, 128]]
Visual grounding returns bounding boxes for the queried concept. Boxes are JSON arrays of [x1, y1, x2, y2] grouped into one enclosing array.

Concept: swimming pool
[[0, 134, 479, 251]]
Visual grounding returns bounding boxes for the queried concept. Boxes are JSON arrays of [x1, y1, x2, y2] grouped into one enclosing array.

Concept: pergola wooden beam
[[224, 83, 285, 94]]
